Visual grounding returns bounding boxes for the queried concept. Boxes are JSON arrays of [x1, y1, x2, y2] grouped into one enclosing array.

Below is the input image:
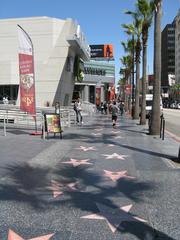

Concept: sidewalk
[[0, 113, 180, 239]]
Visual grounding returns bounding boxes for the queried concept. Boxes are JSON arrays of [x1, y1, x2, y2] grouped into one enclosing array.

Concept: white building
[[0, 16, 90, 106]]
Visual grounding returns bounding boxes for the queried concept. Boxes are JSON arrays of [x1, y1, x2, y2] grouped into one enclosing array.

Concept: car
[[170, 103, 176, 109], [176, 103, 180, 109]]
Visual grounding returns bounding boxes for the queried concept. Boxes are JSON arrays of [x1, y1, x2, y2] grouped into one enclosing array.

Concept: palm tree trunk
[[134, 60, 140, 119], [150, 0, 162, 135], [140, 44, 147, 125]]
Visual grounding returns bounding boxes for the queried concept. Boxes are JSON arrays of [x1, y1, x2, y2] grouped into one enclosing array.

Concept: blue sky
[[0, 0, 180, 84]]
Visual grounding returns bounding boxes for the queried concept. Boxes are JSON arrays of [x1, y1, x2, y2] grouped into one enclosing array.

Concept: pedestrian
[[74, 98, 83, 124], [103, 101, 108, 114], [100, 102, 104, 114], [119, 101, 124, 116], [111, 100, 118, 128]]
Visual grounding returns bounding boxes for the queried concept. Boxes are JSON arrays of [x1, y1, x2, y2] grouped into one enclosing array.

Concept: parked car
[[176, 103, 180, 109], [170, 103, 176, 109]]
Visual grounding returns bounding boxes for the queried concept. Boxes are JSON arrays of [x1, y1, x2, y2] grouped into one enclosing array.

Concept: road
[[163, 108, 180, 139]]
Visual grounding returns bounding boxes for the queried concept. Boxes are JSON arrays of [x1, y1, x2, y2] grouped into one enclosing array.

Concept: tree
[[136, 0, 154, 125], [122, 14, 143, 120], [150, 0, 162, 135], [120, 55, 132, 111]]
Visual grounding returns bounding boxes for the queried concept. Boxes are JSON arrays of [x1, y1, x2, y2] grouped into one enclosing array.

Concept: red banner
[[18, 25, 36, 115], [125, 84, 132, 95], [96, 87, 101, 106], [108, 84, 115, 101]]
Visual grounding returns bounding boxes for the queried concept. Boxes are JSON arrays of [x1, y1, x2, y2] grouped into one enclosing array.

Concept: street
[[163, 109, 180, 139]]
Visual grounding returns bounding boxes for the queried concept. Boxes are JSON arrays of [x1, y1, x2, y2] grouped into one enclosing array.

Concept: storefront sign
[[84, 67, 106, 76]]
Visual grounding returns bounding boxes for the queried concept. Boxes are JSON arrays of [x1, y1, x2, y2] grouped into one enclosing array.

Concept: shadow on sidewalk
[[0, 162, 175, 239]]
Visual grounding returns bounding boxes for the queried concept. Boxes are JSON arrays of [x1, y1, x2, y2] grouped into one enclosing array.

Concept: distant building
[[161, 20, 175, 97], [0, 16, 90, 106], [175, 10, 180, 84]]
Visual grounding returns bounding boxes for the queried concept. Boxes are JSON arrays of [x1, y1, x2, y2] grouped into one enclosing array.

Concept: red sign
[[18, 25, 36, 115], [96, 87, 101, 106], [108, 83, 115, 101], [125, 84, 132, 95]]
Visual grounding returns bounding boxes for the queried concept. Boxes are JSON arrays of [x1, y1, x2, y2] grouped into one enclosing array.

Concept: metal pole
[[3, 114, 6, 136], [162, 119, 165, 140]]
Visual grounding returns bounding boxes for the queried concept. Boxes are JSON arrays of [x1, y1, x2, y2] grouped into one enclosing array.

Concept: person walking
[[74, 98, 83, 124], [111, 100, 119, 128]]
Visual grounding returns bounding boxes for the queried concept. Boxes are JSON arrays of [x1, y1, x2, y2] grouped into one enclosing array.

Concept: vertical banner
[[18, 25, 36, 115], [108, 83, 115, 101], [96, 87, 101, 106]]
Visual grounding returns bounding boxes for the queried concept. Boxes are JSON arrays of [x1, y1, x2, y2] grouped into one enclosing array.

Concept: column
[[84, 85, 89, 102]]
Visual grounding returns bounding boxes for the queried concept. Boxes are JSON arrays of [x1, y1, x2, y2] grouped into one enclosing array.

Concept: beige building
[[0, 16, 90, 106]]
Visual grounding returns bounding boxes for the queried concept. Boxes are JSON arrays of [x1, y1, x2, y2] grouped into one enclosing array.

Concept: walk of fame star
[[75, 146, 96, 152], [110, 131, 121, 134], [102, 153, 128, 160], [94, 128, 103, 131], [114, 136, 123, 139], [107, 144, 115, 147], [48, 180, 79, 198], [91, 132, 102, 136], [81, 203, 147, 233], [8, 229, 54, 240], [104, 170, 135, 182], [62, 158, 92, 167]]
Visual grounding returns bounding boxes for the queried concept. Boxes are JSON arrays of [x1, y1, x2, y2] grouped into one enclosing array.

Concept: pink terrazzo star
[[91, 132, 102, 136], [114, 135, 123, 139], [75, 146, 96, 152], [102, 153, 128, 160], [94, 128, 103, 131], [8, 229, 54, 240], [48, 180, 79, 198], [81, 203, 147, 233], [110, 131, 121, 134], [62, 158, 92, 167], [104, 170, 135, 182], [107, 144, 115, 147]]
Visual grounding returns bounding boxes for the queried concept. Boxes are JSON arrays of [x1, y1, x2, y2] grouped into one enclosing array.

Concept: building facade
[[0, 16, 90, 106], [175, 10, 180, 84], [73, 60, 115, 105], [161, 21, 175, 96]]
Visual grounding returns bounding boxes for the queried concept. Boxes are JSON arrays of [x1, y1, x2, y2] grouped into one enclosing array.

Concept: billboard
[[18, 25, 36, 115], [90, 44, 114, 59]]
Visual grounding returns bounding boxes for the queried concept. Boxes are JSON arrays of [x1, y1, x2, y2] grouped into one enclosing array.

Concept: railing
[[0, 107, 73, 137]]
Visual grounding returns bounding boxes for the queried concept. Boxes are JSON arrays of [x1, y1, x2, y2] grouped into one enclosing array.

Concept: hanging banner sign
[[96, 87, 101, 106], [18, 25, 36, 115], [125, 84, 132, 95]]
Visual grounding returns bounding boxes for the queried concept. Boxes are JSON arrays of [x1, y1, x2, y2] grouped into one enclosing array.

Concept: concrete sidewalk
[[0, 113, 180, 239]]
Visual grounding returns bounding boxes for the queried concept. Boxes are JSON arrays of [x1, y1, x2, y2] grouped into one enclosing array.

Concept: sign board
[[125, 84, 132, 95], [90, 44, 114, 59], [44, 113, 62, 134]]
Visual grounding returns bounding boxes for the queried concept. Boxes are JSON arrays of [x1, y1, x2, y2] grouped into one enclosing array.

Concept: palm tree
[[120, 55, 132, 111], [122, 15, 143, 120], [150, 0, 162, 135], [136, 0, 154, 125]]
